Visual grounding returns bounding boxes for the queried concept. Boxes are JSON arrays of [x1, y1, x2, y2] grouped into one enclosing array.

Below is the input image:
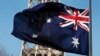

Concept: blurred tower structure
[[20, 0, 64, 56], [28, 0, 60, 8]]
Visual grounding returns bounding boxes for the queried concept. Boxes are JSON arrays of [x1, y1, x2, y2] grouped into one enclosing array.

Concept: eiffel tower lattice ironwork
[[20, 0, 64, 56]]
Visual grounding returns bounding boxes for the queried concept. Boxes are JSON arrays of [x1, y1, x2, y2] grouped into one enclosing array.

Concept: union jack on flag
[[59, 7, 90, 31]]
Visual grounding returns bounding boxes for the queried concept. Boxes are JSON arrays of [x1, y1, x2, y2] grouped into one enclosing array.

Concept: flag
[[11, 2, 89, 55]]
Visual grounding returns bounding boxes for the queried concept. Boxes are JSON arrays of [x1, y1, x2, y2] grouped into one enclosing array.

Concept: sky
[[0, 0, 100, 56]]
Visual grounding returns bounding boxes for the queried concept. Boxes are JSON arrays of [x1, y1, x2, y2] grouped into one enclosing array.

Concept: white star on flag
[[32, 34, 38, 38], [47, 18, 51, 23], [71, 37, 80, 48]]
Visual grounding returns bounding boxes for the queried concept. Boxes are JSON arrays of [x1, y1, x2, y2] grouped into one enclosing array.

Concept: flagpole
[[89, 0, 92, 56]]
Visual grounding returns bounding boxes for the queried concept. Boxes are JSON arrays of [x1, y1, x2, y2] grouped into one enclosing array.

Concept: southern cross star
[[71, 37, 80, 48], [47, 18, 51, 23], [32, 34, 38, 38]]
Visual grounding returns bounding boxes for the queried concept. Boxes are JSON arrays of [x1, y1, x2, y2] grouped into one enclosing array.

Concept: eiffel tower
[[20, 0, 64, 56]]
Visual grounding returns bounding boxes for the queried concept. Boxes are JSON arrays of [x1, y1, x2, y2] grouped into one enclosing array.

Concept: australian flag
[[11, 2, 89, 55]]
